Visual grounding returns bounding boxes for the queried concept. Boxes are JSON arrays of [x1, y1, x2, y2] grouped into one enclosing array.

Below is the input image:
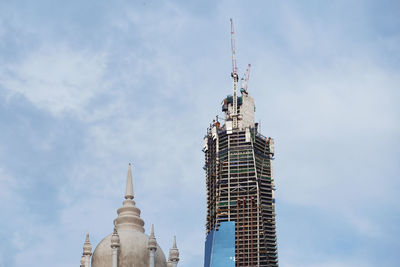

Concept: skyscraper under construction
[[203, 20, 278, 267]]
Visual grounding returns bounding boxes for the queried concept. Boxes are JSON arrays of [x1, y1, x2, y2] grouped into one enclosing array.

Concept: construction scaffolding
[[203, 19, 278, 267], [204, 120, 278, 267]]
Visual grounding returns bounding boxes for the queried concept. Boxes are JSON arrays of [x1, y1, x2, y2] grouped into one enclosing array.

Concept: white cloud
[[1, 45, 107, 117], [1, 1, 399, 267], [0, 166, 34, 266], [268, 60, 399, 238]]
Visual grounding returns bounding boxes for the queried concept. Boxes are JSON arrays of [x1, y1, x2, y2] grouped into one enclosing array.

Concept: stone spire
[[83, 232, 92, 256], [168, 236, 179, 267], [148, 224, 157, 250], [111, 226, 120, 249], [148, 224, 157, 267], [114, 164, 145, 232], [125, 163, 134, 200], [111, 226, 120, 267], [82, 232, 92, 267]]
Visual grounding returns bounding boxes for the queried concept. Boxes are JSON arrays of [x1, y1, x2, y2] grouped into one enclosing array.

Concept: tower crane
[[230, 18, 239, 129], [241, 63, 251, 94]]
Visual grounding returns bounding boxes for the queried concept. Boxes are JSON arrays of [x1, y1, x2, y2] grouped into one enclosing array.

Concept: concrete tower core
[[203, 86, 279, 266]]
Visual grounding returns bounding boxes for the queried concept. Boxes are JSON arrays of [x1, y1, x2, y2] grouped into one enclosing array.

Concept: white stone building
[[80, 164, 180, 267]]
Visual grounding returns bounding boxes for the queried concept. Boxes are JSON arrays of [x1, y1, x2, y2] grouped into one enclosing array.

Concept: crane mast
[[230, 18, 239, 129], [241, 63, 251, 93]]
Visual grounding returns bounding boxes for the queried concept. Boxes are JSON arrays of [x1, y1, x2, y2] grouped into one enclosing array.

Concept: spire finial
[[148, 224, 157, 251], [83, 232, 92, 256], [85, 231, 90, 242], [168, 235, 179, 262], [115, 164, 145, 232], [125, 163, 134, 200]]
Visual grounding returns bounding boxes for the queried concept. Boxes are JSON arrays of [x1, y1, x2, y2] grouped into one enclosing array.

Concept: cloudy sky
[[0, 0, 399, 266]]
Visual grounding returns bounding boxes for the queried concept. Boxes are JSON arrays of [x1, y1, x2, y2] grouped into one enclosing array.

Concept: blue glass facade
[[204, 221, 235, 267]]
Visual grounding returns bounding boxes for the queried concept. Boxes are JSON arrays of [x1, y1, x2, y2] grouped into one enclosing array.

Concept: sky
[[0, 0, 399, 266]]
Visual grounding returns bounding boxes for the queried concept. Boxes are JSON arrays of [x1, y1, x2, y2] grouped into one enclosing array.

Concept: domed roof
[[91, 230, 167, 267], [91, 164, 167, 267]]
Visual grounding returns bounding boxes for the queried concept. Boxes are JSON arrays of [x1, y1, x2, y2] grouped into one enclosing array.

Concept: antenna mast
[[230, 18, 239, 129]]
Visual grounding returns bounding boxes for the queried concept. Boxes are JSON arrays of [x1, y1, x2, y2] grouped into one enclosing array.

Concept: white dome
[[91, 229, 167, 267], [90, 164, 169, 267]]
